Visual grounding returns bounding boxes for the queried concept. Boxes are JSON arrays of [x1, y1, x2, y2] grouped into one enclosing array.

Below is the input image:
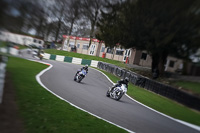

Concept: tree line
[[0, 0, 113, 42]]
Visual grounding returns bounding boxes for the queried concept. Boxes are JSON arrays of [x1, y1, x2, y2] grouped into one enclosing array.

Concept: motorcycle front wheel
[[106, 90, 110, 97], [77, 76, 82, 83]]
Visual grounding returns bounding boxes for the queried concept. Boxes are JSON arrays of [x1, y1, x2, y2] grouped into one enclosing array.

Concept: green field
[[0, 41, 8, 48], [7, 57, 127, 133], [172, 81, 200, 95], [0, 40, 27, 49]]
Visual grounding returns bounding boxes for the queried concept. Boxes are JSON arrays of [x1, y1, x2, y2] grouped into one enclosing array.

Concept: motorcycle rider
[[74, 64, 88, 80], [82, 64, 89, 72], [110, 77, 129, 91]]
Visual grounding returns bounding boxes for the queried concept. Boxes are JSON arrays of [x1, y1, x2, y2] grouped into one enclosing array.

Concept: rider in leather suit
[[110, 77, 129, 91], [74, 65, 88, 80]]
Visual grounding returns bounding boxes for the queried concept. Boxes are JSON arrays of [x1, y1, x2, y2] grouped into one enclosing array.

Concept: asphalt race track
[[22, 51, 199, 133]]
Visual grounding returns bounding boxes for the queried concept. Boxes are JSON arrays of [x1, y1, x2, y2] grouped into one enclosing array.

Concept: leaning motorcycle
[[39, 53, 44, 60], [106, 84, 127, 101], [74, 69, 87, 83]]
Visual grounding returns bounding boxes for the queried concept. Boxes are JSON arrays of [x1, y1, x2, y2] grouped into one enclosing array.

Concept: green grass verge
[[0, 41, 27, 49], [95, 68, 200, 126], [18, 45, 28, 49], [172, 81, 200, 94], [7, 57, 127, 133], [0, 41, 8, 48], [44, 49, 126, 68]]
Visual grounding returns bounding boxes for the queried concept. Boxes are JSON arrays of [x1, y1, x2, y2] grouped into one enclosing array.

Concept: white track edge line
[[31, 60, 135, 133], [90, 67, 200, 132]]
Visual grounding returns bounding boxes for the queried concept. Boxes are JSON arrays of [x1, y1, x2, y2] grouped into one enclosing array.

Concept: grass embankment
[[0, 41, 27, 49], [172, 81, 200, 95], [0, 41, 7, 48], [18, 45, 27, 49], [96, 69, 200, 126], [7, 57, 127, 133], [44, 49, 126, 68]]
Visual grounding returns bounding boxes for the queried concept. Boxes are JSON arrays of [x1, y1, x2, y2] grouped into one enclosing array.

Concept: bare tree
[[61, 0, 82, 49], [81, 0, 104, 47], [72, 19, 91, 37], [49, 0, 69, 42], [65, 0, 81, 35], [0, 0, 50, 39]]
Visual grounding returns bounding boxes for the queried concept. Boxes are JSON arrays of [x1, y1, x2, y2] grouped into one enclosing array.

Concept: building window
[[169, 60, 175, 68], [106, 48, 113, 54], [141, 53, 147, 60], [69, 42, 75, 48], [128, 50, 130, 56], [90, 51, 94, 55], [77, 43, 80, 48], [101, 46, 105, 52], [116, 49, 124, 55], [82, 44, 89, 50]]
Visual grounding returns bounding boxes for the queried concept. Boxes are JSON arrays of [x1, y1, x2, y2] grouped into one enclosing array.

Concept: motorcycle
[[32, 50, 44, 60], [74, 69, 87, 83], [39, 53, 44, 60], [106, 84, 127, 101]]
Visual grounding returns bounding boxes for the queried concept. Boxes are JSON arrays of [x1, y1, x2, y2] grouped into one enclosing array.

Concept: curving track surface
[[23, 51, 199, 133]]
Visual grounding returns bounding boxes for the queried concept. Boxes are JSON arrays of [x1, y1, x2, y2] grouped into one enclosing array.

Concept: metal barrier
[[97, 61, 200, 111], [0, 55, 8, 104]]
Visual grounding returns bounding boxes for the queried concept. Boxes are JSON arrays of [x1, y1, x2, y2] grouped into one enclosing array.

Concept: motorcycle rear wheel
[[115, 92, 123, 101]]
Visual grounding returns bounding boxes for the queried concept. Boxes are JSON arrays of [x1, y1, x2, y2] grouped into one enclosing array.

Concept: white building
[[0, 31, 44, 48]]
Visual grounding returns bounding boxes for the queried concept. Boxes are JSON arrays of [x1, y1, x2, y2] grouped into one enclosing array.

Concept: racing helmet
[[124, 77, 129, 83], [85, 64, 88, 69]]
